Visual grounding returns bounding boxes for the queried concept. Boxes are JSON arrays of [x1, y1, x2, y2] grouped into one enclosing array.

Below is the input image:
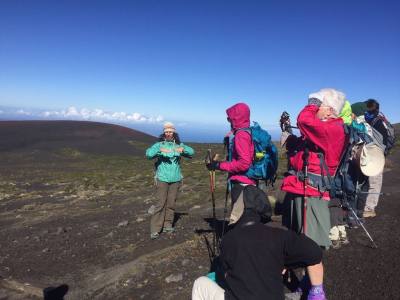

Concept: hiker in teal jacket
[[146, 122, 194, 239]]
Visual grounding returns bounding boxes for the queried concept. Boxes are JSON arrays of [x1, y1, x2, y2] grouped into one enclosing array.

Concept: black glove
[[206, 160, 220, 171]]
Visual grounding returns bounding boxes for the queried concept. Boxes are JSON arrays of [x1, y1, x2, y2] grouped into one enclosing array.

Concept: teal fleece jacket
[[145, 140, 194, 183]]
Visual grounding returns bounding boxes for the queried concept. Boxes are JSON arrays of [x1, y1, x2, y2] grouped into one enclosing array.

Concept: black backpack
[[372, 112, 396, 154], [328, 125, 371, 201]]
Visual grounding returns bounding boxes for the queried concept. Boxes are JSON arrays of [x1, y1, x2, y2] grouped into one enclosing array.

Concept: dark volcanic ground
[[0, 121, 399, 300]]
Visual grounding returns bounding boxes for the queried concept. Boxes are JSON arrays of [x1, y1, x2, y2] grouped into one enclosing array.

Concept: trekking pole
[[351, 183, 378, 249], [206, 149, 218, 255], [302, 148, 310, 234], [345, 200, 378, 248]]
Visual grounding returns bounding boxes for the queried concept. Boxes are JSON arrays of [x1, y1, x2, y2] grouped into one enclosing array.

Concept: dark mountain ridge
[[0, 120, 157, 155]]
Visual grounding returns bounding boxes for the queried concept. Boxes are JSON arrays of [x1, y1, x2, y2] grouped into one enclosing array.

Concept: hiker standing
[[206, 102, 255, 204], [192, 186, 326, 300], [280, 88, 346, 249], [362, 99, 388, 218], [146, 122, 194, 239]]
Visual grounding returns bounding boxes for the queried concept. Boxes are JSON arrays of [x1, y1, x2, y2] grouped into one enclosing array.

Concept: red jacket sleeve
[[219, 130, 253, 173], [297, 105, 330, 152]]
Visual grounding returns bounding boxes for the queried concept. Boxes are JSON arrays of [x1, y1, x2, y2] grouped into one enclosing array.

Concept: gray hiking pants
[[365, 171, 383, 212], [150, 180, 180, 234]]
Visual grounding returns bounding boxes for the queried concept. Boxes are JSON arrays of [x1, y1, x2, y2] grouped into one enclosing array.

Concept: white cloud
[[33, 106, 163, 124], [16, 109, 32, 115]]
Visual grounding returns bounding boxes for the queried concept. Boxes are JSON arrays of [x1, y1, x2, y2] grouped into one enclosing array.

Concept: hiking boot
[[331, 239, 341, 249], [340, 236, 350, 245], [347, 217, 359, 229], [363, 210, 376, 218], [150, 232, 160, 240], [162, 227, 175, 233]]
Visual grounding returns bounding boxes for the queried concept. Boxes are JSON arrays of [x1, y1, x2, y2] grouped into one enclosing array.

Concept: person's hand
[[205, 152, 220, 171], [160, 148, 172, 153], [280, 111, 292, 132], [206, 160, 220, 171], [175, 147, 184, 153]]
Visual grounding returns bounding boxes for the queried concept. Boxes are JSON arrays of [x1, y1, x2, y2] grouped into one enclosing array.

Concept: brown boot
[[363, 210, 376, 218]]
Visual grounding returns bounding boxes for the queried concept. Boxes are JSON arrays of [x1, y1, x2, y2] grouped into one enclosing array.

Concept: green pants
[[150, 180, 180, 234], [294, 195, 331, 249]]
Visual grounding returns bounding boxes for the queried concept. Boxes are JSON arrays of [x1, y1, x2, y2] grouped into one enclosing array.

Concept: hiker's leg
[[329, 226, 339, 241], [192, 276, 224, 300], [338, 225, 347, 238], [163, 181, 181, 228], [307, 262, 324, 286], [150, 180, 169, 234], [306, 262, 326, 299], [365, 171, 383, 212]]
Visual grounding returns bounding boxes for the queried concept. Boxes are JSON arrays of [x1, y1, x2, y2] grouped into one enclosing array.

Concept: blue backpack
[[228, 122, 278, 184]]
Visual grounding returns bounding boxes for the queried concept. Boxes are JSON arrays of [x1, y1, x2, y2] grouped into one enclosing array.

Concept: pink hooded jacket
[[281, 105, 346, 198], [219, 103, 255, 185]]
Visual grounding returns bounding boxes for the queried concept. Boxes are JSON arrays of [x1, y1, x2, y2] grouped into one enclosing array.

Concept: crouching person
[[192, 186, 326, 300]]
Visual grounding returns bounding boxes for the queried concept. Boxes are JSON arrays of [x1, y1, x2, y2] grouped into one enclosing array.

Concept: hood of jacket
[[226, 103, 250, 130]]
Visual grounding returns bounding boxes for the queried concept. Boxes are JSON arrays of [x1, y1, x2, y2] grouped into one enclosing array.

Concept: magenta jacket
[[281, 105, 346, 198], [219, 103, 255, 185]]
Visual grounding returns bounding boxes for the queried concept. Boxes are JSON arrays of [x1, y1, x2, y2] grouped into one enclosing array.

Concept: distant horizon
[[0, 105, 284, 143], [0, 106, 280, 143]]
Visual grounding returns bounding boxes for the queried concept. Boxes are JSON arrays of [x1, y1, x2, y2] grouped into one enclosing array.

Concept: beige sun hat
[[359, 143, 385, 176]]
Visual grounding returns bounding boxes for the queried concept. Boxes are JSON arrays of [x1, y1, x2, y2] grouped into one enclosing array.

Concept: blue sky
[[1, 0, 399, 142]]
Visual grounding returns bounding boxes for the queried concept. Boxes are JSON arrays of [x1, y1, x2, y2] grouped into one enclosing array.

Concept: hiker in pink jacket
[[281, 88, 346, 249], [206, 102, 255, 204]]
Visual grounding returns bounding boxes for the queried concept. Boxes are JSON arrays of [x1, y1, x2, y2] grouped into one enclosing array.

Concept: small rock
[[40, 229, 49, 236], [15, 214, 22, 219], [190, 205, 201, 210], [118, 220, 129, 227], [198, 265, 203, 269], [136, 217, 144, 223], [106, 231, 114, 238], [181, 259, 190, 266], [55, 227, 65, 235], [165, 273, 183, 283], [42, 248, 49, 253], [147, 205, 155, 215]]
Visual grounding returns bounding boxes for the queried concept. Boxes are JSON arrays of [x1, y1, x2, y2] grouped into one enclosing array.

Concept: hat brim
[[359, 144, 385, 176]]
